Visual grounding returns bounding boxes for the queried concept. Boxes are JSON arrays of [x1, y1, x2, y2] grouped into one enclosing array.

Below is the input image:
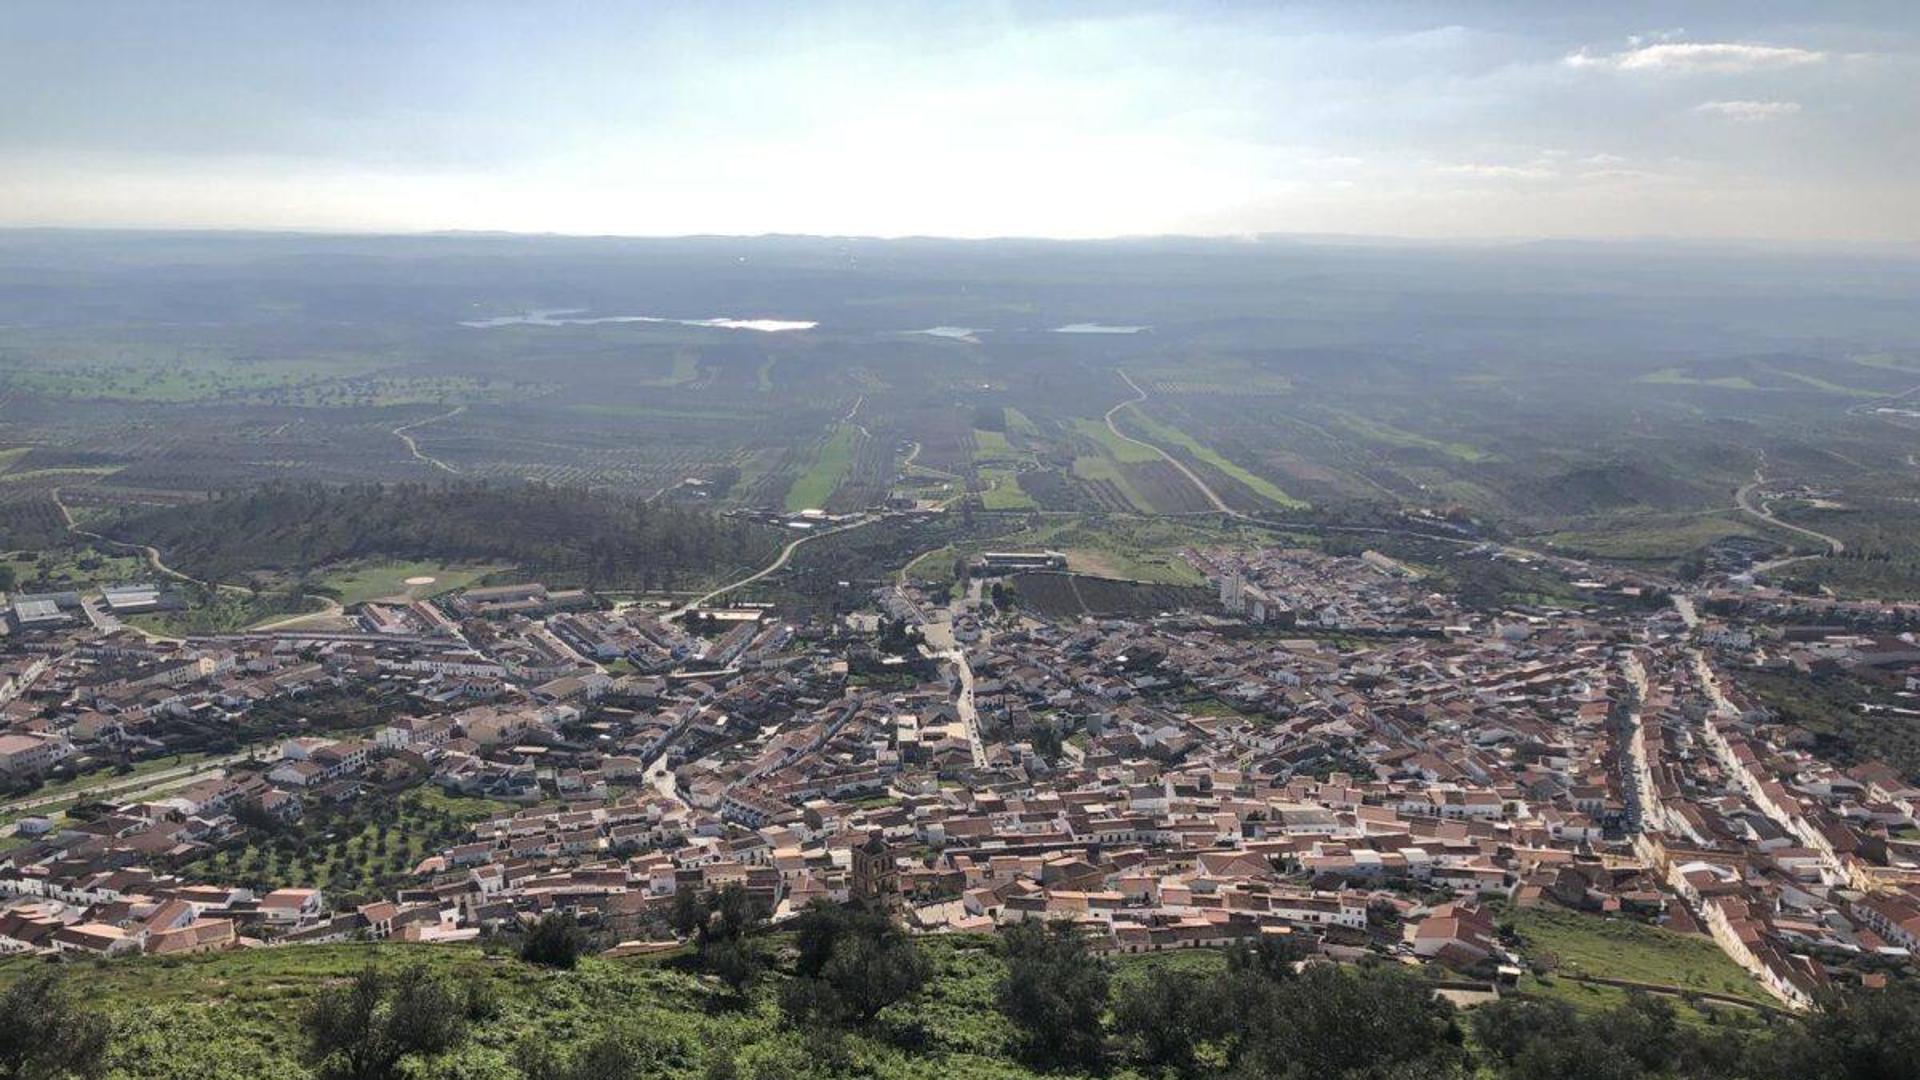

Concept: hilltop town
[[3, 529, 1919, 1015]]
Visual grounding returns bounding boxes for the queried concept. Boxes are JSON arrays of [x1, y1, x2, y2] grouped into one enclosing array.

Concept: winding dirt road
[[1104, 369, 1237, 516], [393, 405, 465, 474]]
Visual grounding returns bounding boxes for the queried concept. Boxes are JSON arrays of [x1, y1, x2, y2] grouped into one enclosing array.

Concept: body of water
[[461, 309, 816, 332], [1052, 322, 1150, 334]]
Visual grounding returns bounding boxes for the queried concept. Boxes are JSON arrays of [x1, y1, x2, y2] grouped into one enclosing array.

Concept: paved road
[[1735, 462, 1845, 574], [1104, 369, 1237, 516]]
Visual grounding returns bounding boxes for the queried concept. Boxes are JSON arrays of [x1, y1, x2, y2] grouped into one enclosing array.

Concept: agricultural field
[[1115, 406, 1306, 508], [176, 789, 487, 906], [1736, 668, 1920, 782], [784, 424, 862, 512], [1535, 511, 1771, 562], [3, 231, 1920, 579]]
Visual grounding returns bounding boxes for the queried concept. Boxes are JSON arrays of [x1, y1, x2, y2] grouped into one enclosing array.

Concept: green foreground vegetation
[[2, 915, 1913, 1080]]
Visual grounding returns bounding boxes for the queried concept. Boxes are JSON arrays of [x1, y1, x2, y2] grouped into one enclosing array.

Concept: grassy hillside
[[0, 937, 1098, 1080]]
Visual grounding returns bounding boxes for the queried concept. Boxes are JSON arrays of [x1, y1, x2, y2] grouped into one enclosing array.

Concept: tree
[[302, 964, 468, 1080], [519, 911, 588, 970], [1114, 968, 1209, 1075], [995, 920, 1110, 1072], [0, 968, 111, 1080], [781, 902, 928, 1028], [1793, 981, 1920, 1080], [1231, 964, 1466, 1080], [674, 884, 770, 997]]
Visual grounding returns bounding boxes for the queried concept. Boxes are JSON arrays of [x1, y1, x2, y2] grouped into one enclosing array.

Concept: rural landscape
[[5, 2, 1920, 1078]]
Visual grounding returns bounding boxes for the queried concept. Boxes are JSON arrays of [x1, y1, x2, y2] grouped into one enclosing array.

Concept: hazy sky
[[3, 1, 1915, 241]]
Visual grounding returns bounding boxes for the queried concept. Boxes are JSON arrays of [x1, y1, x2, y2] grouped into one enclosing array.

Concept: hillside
[[98, 482, 783, 593], [2, 938, 1079, 1080]]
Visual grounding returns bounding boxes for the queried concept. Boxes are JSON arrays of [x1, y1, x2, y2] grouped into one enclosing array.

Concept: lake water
[[460, 309, 816, 332], [912, 326, 983, 342], [1052, 322, 1150, 334]]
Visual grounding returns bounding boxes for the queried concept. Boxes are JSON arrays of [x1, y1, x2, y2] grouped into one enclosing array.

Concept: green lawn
[[23, 750, 218, 803], [312, 558, 505, 608], [1506, 903, 1772, 1006], [784, 424, 860, 511]]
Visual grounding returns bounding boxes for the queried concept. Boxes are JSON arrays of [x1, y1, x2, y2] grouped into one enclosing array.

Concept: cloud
[[1566, 41, 1826, 74], [1435, 162, 1557, 181], [1694, 100, 1803, 121]]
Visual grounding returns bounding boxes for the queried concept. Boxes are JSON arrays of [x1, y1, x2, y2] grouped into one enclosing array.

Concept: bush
[[302, 964, 468, 1080], [0, 968, 111, 1079]]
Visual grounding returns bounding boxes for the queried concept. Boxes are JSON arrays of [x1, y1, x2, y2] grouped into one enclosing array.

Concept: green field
[[978, 470, 1038, 509], [1069, 418, 1161, 463], [180, 790, 492, 906], [1117, 407, 1306, 508], [1539, 511, 1768, 560], [1324, 410, 1489, 462], [1506, 903, 1772, 1006], [0, 751, 223, 830], [1638, 368, 1760, 391], [785, 424, 860, 511], [312, 558, 505, 608]]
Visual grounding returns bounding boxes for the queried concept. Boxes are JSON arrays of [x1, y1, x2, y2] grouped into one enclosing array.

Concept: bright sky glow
[[1, 2, 1914, 242]]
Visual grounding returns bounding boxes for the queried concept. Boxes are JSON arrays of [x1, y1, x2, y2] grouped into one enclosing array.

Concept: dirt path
[[668, 513, 880, 617], [1104, 369, 1236, 516], [393, 405, 466, 474]]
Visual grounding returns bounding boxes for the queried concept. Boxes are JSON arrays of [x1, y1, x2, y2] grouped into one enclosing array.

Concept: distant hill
[[101, 481, 781, 591]]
